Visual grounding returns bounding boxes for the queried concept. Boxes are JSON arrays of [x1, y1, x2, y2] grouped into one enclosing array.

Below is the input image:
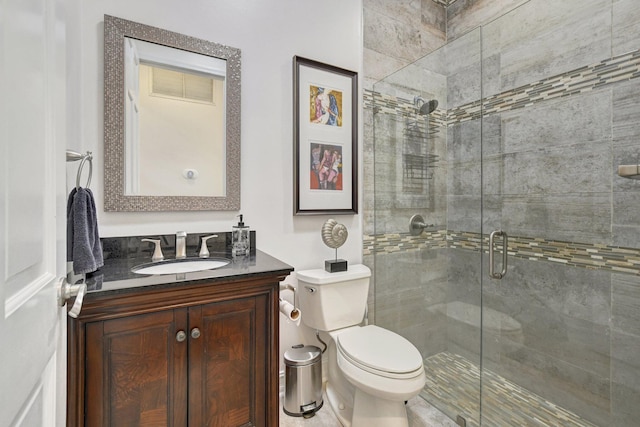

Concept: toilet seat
[[336, 325, 423, 379]]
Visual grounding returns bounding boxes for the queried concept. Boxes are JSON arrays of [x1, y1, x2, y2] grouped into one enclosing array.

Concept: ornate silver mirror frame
[[103, 15, 241, 211]]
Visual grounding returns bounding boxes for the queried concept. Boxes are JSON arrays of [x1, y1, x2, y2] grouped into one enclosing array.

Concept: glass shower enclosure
[[371, 2, 640, 426]]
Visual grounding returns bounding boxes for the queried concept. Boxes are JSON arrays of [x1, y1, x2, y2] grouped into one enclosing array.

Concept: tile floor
[[280, 351, 600, 426], [422, 352, 598, 427], [279, 391, 457, 427]]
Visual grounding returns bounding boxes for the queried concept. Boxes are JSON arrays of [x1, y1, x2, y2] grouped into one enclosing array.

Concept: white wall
[[66, 0, 364, 271]]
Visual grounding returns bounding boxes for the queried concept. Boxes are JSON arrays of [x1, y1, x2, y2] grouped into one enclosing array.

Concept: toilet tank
[[296, 264, 371, 331]]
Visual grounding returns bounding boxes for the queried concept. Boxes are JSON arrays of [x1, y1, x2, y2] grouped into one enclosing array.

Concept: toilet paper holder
[[280, 283, 297, 305], [280, 283, 301, 323]]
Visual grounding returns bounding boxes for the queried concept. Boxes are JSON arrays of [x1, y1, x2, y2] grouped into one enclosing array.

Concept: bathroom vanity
[[66, 243, 293, 427]]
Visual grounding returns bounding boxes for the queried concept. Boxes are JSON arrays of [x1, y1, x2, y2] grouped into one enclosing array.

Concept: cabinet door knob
[[190, 327, 201, 339], [176, 330, 187, 342]]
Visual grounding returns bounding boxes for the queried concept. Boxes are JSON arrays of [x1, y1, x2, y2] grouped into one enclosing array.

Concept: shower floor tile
[[423, 351, 599, 427]]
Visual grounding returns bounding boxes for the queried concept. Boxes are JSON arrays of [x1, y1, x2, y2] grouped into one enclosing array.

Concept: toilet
[[296, 264, 426, 427]]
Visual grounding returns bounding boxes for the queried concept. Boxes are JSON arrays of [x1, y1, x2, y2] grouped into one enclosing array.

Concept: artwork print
[[310, 143, 343, 191], [293, 56, 358, 215], [309, 85, 342, 127]]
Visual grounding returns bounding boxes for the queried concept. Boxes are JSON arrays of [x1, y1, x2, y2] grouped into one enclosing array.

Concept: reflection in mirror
[[124, 38, 226, 197], [104, 15, 241, 211]]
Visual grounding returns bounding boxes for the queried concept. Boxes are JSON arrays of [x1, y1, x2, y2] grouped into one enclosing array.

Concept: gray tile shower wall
[[363, 0, 446, 88], [364, 0, 640, 424], [611, 273, 640, 425], [613, 0, 640, 57], [372, 246, 449, 359], [486, 92, 613, 244], [370, 233, 617, 422], [612, 79, 640, 247], [446, 0, 528, 42], [368, 49, 640, 274], [370, 103, 449, 235], [483, 257, 612, 425], [364, 1, 444, 69], [481, 0, 613, 95]]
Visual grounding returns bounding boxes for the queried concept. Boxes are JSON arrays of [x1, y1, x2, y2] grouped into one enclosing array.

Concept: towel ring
[[66, 150, 93, 189], [76, 154, 92, 189]]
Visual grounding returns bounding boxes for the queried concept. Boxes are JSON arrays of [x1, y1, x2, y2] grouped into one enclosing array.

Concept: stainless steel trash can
[[283, 345, 323, 418]]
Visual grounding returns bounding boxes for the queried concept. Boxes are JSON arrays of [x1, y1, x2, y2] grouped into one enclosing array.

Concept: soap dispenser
[[232, 214, 250, 256]]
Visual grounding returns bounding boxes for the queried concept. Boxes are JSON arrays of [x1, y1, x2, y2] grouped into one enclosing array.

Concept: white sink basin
[[132, 258, 230, 275]]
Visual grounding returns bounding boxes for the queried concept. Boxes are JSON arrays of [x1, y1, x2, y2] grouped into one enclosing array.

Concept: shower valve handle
[[409, 214, 434, 236]]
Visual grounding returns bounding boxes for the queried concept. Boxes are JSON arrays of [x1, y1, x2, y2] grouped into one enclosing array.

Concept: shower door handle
[[489, 230, 508, 279]]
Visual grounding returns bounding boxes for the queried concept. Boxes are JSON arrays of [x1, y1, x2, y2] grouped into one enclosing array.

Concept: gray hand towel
[[67, 187, 104, 274]]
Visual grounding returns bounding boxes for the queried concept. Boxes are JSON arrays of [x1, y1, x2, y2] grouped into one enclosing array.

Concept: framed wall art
[[293, 56, 358, 215]]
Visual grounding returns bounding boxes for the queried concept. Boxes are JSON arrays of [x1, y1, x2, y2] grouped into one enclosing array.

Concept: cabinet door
[[189, 295, 268, 427], [85, 309, 188, 426]]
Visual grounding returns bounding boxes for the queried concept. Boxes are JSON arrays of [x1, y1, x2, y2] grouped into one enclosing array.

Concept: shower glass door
[[371, 27, 484, 427], [478, 1, 639, 425], [373, 1, 640, 425]]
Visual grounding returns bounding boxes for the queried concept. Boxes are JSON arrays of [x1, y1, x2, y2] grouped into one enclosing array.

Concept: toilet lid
[[336, 325, 423, 375]]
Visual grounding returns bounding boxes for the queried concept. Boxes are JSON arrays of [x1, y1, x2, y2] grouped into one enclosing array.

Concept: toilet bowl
[[297, 265, 426, 427], [337, 325, 425, 400]]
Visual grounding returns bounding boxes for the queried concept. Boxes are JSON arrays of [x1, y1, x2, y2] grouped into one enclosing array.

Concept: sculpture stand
[[325, 259, 347, 273], [325, 249, 347, 273]]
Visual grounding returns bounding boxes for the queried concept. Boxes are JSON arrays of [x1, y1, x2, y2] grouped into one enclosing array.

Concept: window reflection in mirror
[[123, 38, 226, 197]]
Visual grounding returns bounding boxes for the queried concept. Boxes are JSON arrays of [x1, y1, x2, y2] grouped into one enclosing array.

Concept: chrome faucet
[[176, 231, 187, 259]]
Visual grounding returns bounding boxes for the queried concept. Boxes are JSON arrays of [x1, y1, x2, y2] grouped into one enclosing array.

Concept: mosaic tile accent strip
[[451, 48, 640, 124], [366, 49, 640, 125], [448, 231, 640, 275], [423, 351, 599, 427], [365, 231, 640, 275], [364, 90, 448, 130], [363, 231, 447, 256]]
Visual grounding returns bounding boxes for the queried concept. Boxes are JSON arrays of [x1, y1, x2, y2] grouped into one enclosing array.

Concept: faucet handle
[[142, 238, 164, 262], [199, 235, 218, 258]]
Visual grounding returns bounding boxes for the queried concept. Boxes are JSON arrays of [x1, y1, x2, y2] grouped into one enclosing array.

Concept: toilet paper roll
[[279, 299, 301, 326]]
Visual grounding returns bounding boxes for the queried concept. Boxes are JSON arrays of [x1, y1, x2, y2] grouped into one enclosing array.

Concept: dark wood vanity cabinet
[[84, 309, 186, 425], [67, 272, 286, 427]]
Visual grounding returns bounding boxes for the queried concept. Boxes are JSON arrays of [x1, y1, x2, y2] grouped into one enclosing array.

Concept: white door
[[0, 0, 68, 425]]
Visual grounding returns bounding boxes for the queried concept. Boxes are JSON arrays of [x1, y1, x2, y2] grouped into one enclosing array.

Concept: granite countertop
[[83, 249, 294, 296]]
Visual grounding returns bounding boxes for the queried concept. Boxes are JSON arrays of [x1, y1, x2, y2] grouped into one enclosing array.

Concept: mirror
[[104, 15, 241, 211]]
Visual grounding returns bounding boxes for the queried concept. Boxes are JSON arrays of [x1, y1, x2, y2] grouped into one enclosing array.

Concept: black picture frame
[[293, 56, 358, 215]]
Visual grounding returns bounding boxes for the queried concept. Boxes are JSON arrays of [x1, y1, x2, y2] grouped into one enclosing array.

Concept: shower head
[[414, 96, 438, 115]]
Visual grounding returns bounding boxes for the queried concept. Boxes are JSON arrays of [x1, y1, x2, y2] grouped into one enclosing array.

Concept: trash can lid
[[284, 345, 322, 366]]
